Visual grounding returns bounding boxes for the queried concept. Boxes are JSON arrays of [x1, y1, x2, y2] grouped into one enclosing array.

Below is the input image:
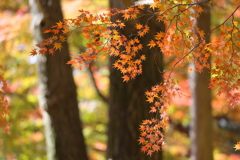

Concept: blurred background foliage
[[0, 0, 240, 159]]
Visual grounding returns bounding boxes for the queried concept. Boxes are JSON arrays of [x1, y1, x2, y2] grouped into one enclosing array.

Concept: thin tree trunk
[[29, 0, 88, 159], [107, 1, 164, 159], [189, 2, 213, 160]]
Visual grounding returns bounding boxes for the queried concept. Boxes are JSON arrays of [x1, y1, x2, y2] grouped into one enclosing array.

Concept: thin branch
[[167, 4, 240, 78], [6, 91, 37, 109], [88, 62, 109, 103]]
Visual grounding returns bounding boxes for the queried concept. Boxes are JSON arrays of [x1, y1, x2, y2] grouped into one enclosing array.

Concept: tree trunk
[[107, 1, 164, 160], [189, 2, 213, 160], [29, 0, 88, 160]]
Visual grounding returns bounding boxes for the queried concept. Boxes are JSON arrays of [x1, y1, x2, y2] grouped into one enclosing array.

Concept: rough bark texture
[[29, 0, 88, 160], [189, 3, 213, 160], [107, 1, 164, 160]]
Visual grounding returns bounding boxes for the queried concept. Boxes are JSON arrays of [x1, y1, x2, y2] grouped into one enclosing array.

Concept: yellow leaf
[[234, 142, 240, 150], [233, 21, 238, 26], [149, 3, 157, 10]]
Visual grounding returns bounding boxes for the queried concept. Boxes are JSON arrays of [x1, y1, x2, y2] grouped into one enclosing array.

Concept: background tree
[[29, 0, 88, 159], [189, 2, 213, 160], [107, 0, 165, 159]]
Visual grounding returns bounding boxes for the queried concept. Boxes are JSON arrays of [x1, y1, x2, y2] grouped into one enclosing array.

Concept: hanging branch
[[88, 62, 109, 103]]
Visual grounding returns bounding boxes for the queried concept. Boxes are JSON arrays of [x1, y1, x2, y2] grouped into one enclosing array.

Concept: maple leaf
[[137, 4, 145, 10], [30, 49, 37, 56], [139, 125, 146, 131], [147, 149, 154, 156], [122, 75, 130, 82], [123, 13, 130, 20], [131, 14, 137, 19], [44, 29, 52, 33], [143, 25, 149, 34], [141, 131, 147, 137], [146, 142, 152, 149], [233, 21, 238, 26], [196, 6, 203, 13], [54, 42, 62, 50], [141, 146, 148, 153], [52, 29, 60, 34], [138, 137, 145, 144], [149, 107, 157, 113], [234, 142, 240, 150], [39, 47, 48, 54], [155, 32, 164, 40], [59, 35, 66, 42], [49, 48, 55, 55], [119, 23, 125, 29], [147, 96, 154, 103], [149, 2, 157, 10], [148, 40, 156, 49], [152, 144, 160, 151], [56, 21, 63, 28], [136, 23, 143, 30], [140, 55, 146, 61]]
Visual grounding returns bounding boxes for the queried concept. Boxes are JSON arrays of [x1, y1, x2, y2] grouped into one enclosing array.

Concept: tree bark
[[189, 2, 213, 160], [107, 1, 164, 160], [29, 0, 88, 160]]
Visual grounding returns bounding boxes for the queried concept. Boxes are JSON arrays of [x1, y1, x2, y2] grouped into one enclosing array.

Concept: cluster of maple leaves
[[0, 66, 10, 134], [29, 0, 240, 155]]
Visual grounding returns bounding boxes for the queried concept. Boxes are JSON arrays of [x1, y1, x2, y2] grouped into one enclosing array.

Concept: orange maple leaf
[[139, 125, 146, 131], [53, 42, 62, 50], [149, 107, 157, 113], [52, 29, 60, 34], [44, 29, 52, 33], [148, 40, 156, 49], [123, 13, 130, 20], [119, 23, 125, 29], [147, 96, 154, 103], [136, 23, 143, 30], [56, 21, 63, 28], [140, 55, 146, 61], [122, 75, 130, 82]]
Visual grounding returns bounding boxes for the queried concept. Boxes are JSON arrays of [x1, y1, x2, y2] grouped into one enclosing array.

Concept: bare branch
[[88, 62, 109, 103]]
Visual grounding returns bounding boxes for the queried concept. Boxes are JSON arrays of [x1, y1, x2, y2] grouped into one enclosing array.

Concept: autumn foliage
[[30, 0, 240, 155], [0, 66, 10, 134]]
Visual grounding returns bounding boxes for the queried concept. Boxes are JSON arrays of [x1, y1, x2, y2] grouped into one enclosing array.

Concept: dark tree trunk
[[189, 2, 213, 160], [29, 0, 88, 160], [107, 1, 164, 160]]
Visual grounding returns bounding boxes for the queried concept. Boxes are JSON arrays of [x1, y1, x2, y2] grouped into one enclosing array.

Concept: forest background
[[0, 0, 240, 160]]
